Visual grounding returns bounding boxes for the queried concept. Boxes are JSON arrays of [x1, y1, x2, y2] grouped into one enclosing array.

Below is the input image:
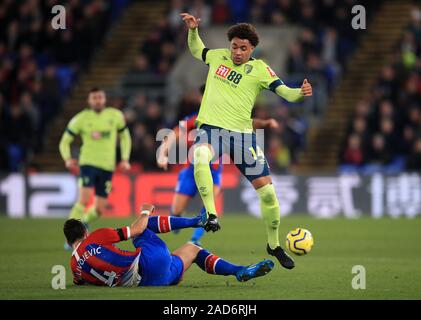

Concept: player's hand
[[180, 13, 201, 29], [267, 118, 280, 129], [157, 154, 169, 171], [301, 79, 312, 97], [141, 204, 155, 214], [65, 159, 79, 174], [119, 160, 131, 172]]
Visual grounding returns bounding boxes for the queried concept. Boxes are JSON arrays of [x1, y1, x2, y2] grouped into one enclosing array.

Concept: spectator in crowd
[[127, 54, 155, 78], [365, 134, 392, 167], [406, 137, 421, 171], [379, 118, 401, 155], [212, 0, 231, 24], [3, 104, 34, 172], [341, 133, 364, 166]]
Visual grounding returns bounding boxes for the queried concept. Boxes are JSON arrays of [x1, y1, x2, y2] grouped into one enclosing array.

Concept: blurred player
[[181, 13, 313, 269], [157, 85, 280, 246], [63, 204, 274, 286], [59, 88, 132, 249]]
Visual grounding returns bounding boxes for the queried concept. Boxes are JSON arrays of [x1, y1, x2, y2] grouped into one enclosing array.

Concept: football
[[286, 228, 314, 255]]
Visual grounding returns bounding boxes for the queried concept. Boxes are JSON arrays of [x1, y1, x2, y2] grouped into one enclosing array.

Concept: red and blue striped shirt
[[70, 227, 141, 287]]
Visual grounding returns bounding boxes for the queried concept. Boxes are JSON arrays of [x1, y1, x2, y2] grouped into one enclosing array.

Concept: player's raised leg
[[191, 184, 221, 244], [172, 243, 274, 282], [193, 143, 221, 232]]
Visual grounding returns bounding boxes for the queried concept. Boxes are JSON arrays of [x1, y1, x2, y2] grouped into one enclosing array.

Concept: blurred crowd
[[339, 4, 421, 174], [4, 0, 417, 175], [0, 0, 126, 172]]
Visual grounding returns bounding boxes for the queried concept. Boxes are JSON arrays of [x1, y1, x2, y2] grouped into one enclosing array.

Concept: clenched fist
[[301, 79, 312, 96]]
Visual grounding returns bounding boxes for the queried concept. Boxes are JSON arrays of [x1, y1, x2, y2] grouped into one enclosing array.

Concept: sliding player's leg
[[146, 215, 202, 233], [172, 243, 274, 283], [132, 229, 180, 286]]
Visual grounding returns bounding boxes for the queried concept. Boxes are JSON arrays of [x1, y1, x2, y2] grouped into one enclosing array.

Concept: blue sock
[[191, 207, 206, 241], [170, 208, 181, 234], [195, 249, 243, 276], [191, 227, 205, 242], [147, 216, 201, 233], [199, 206, 206, 216]]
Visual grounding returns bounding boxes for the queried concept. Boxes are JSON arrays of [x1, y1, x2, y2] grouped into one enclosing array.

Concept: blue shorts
[[175, 164, 222, 197], [79, 165, 113, 198], [132, 229, 184, 286], [194, 124, 270, 182]]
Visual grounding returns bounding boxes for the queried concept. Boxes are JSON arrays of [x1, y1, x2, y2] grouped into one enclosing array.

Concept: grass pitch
[[0, 215, 420, 300]]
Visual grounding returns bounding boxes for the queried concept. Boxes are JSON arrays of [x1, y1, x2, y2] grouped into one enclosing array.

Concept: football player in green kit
[[180, 13, 313, 269], [59, 88, 132, 249]]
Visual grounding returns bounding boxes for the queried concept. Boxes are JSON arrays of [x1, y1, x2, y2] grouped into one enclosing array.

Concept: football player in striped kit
[[64, 204, 274, 287]]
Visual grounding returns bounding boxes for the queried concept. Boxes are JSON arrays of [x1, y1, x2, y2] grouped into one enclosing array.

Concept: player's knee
[[193, 145, 212, 165], [258, 184, 279, 207], [186, 243, 202, 260]]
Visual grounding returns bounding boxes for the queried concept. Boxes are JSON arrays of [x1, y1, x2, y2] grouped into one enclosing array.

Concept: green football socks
[[257, 183, 281, 249], [193, 145, 217, 216]]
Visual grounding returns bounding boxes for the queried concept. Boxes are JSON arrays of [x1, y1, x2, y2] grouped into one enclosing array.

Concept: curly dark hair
[[227, 23, 259, 47]]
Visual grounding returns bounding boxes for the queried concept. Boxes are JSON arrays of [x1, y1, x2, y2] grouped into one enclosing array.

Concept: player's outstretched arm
[[130, 204, 155, 238], [275, 79, 313, 102], [180, 13, 206, 61]]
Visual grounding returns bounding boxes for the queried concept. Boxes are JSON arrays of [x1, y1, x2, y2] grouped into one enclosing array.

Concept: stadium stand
[[297, 0, 415, 173], [0, 0, 128, 172], [339, 4, 421, 174]]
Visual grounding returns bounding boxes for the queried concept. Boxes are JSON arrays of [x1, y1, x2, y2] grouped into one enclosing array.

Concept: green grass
[[0, 215, 421, 300]]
